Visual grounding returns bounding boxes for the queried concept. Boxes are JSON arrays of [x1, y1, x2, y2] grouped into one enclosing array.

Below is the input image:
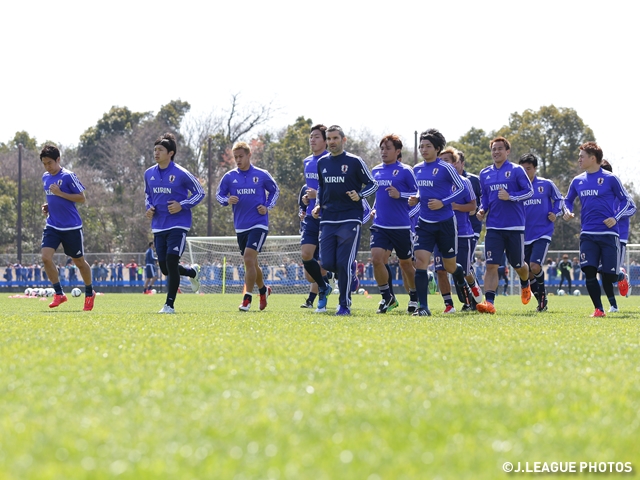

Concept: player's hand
[[548, 212, 557, 222], [451, 202, 460, 211], [145, 206, 155, 219], [257, 205, 267, 215], [49, 183, 62, 196], [563, 212, 574, 221], [228, 195, 239, 205], [167, 200, 182, 214], [408, 195, 419, 207], [498, 188, 510, 200], [476, 209, 486, 221], [298, 210, 305, 221], [312, 205, 320, 219], [371, 208, 376, 218], [302, 194, 309, 206], [306, 187, 317, 199], [41, 203, 49, 215], [603, 217, 617, 228], [386, 186, 400, 199], [346, 190, 360, 201], [428, 199, 444, 210]]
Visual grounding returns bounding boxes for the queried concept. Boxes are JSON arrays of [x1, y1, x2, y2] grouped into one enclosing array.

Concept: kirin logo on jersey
[[505, 171, 511, 178], [393, 169, 399, 176], [253, 177, 259, 184], [432, 168, 439, 175], [538, 186, 544, 193], [597, 177, 604, 185], [341, 165, 348, 174], [169, 175, 176, 183]]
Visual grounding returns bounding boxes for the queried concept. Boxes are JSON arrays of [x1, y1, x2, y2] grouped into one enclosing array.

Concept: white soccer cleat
[[608, 306, 619, 313], [158, 304, 175, 314], [190, 264, 201, 293]]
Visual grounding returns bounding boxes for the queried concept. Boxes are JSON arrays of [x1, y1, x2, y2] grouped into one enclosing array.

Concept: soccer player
[[143, 242, 158, 294], [39, 144, 96, 311], [518, 153, 564, 311], [563, 142, 635, 317], [476, 136, 533, 314], [312, 125, 378, 315], [299, 125, 333, 311], [217, 141, 280, 312], [407, 129, 473, 317], [598, 159, 636, 309], [370, 134, 418, 314], [145, 133, 204, 314]]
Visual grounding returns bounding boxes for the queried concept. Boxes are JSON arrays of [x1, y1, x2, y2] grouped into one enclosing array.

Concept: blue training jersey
[[454, 176, 476, 238], [479, 160, 533, 231], [303, 151, 327, 216], [145, 247, 157, 265], [413, 158, 466, 223], [523, 176, 564, 244], [42, 168, 86, 230], [371, 160, 418, 229], [145, 161, 205, 233], [565, 168, 634, 236], [216, 164, 279, 232], [463, 170, 483, 235], [316, 151, 378, 224]]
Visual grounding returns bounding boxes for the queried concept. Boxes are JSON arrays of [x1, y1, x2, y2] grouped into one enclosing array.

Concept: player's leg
[[528, 239, 549, 311], [599, 235, 621, 312], [439, 219, 472, 309], [505, 231, 531, 305], [371, 226, 398, 313], [413, 221, 436, 316], [456, 237, 480, 310], [580, 234, 605, 316], [617, 241, 629, 297], [316, 224, 337, 313], [433, 247, 454, 312], [159, 230, 189, 313], [333, 223, 360, 315], [395, 229, 417, 312], [477, 230, 503, 313], [301, 218, 328, 293]]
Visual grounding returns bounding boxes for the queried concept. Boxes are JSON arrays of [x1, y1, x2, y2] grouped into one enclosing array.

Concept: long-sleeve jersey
[[316, 151, 378, 224], [302, 151, 327, 216], [479, 160, 533, 230], [216, 164, 279, 232], [565, 168, 634, 236], [145, 247, 157, 265], [463, 170, 482, 235], [523, 176, 564, 244], [413, 159, 466, 223], [371, 160, 418, 229], [144, 161, 205, 233], [615, 194, 636, 243], [454, 176, 476, 238], [42, 168, 86, 230]]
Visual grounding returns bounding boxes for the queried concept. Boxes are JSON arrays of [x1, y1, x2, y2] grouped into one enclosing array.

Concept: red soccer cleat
[[618, 268, 629, 298], [476, 301, 496, 314], [259, 286, 272, 311], [443, 305, 456, 314], [83, 294, 95, 311], [590, 309, 606, 318], [49, 294, 68, 308]]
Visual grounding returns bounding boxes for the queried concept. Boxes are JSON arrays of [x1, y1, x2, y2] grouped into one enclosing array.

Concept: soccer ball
[[333, 288, 340, 295], [151, 289, 157, 295], [24, 288, 32, 295], [46, 288, 54, 297], [357, 288, 365, 295], [573, 289, 581, 296], [71, 288, 82, 297], [557, 289, 566, 296]]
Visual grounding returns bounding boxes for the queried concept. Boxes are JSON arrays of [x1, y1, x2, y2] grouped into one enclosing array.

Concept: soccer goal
[[185, 236, 310, 294]]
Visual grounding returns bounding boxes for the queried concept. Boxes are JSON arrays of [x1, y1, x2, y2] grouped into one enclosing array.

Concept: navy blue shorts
[[524, 238, 551, 266], [237, 228, 268, 256], [41, 227, 85, 258], [433, 237, 473, 273], [154, 228, 187, 262], [414, 217, 457, 257], [580, 233, 619, 274], [145, 264, 157, 279], [370, 226, 413, 260], [485, 229, 525, 268], [300, 216, 320, 260]]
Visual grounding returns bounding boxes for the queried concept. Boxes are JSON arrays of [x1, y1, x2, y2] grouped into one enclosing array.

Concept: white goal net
[[185, 235, 309, 294]]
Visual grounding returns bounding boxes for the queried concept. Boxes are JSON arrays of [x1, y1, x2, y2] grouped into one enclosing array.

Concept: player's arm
[[436, 163, 466, 208], [563, 180, 577, 220], [507, 167, 534, 202], [476, 171, 489, 220], [612, 176, 636, 222], [180, 171, 205, 209], [48, 182, 86, 203], [548, 180, 564, 221], [397, 168, 418, 200], [216, 175, 232, 206], [263, 172, 280, 210], [312, 163, 324, 218], [452, 181, 476, 212], [357, 158, 378, 199]]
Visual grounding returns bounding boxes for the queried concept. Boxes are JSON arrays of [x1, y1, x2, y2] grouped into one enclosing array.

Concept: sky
[[3, 0, 639, 178]]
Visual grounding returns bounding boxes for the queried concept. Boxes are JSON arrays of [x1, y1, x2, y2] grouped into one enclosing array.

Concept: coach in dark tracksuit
[[312, 125, 378, 315]]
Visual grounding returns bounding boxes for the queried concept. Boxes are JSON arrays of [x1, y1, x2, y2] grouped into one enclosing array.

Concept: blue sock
[[486, 290, 496, 304], [53, 282, 63, 295], [85, 284, 93, 297], [415, 269, 429, 309]]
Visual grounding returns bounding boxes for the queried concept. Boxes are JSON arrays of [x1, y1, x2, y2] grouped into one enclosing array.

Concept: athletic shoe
[[608, 306, 619, 313], [300, 300, 314, 309], [158, 304, 175, 314], [590, 309, 606, 317], [83, 294, 95, 311], [461, 304, 475, 312], [618, 268, 629, 297], [407, 301, 419, 314], [316, 284, 332, 312], [49, 294, 68, 308], [376, 296, 399, 314], [239, 296, 252, 312], [335, 306, 351, 316], [536, 292, 548, 312], [190, 264, 201, 294], [470, 285, 483, 303], [443, 305, 456, 314], [521, 285, 532, 305], [412, 307, 431, 317], [144, 290, 153, 295], [259, 286, 272, 311], [476, 301, 496, 314]]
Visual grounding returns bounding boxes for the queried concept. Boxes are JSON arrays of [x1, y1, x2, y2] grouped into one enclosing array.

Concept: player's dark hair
[[580, 142, 603, 164], [419, 128, 446, 155], [380, 134, 403, 159], [601, 159, 612, 172], [148, 242, 153, 247], [457, 150, 466, 164], [327, 125, 345, 139], [154, 132, 177, 160], [310, 124, 327, 141], [490, 136, 511, 151], [518, 153, 538, 168], [40, 144, 60, 161]]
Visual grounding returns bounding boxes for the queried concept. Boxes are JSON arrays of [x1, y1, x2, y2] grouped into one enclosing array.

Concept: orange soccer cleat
[[590, 309, 606, 318], [476, 301, 496, 314], [521, 285, 532, 305]]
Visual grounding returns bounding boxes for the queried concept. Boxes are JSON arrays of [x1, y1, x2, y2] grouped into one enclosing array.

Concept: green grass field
[[1, 291, 639, 479]]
